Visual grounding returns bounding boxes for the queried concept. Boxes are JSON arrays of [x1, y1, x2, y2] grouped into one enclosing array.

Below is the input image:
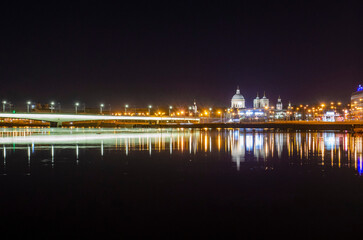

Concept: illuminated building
[[274, 96, 286, 119], [259, 92, 269, 108], [276, 96, 282, 110], [231, 86, 246, 109], [351, 84, 363, 119], [237, 109, 265, 121], [323, 111, 339, 122], [193, 99, 198, 115], [253, 93, 260, 108], [253, 92, 269, 109]]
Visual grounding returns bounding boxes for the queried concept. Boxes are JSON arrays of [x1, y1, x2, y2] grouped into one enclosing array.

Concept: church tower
[[260, 92, 269, 108], [288, 101, 292, 110], [276, 96, 283, 110], [253, 93, 260, 108]]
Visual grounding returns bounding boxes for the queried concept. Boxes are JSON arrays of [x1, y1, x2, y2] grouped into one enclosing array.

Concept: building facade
[[276, 96, 282, 110], [351, 85, 363, 119], [259, 92, 269, 108], [231, 87, 246, 109], [253, 93, 260, 108]]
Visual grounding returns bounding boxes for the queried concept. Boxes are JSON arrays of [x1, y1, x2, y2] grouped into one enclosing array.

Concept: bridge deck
[[0, 113, 200, 123]]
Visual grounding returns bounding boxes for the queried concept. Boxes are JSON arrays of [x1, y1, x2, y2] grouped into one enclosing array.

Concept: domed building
[[231, 87, 246, 109]]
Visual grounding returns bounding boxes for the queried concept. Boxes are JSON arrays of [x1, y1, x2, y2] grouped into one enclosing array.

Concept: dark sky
[[0, 0, 362, 109]]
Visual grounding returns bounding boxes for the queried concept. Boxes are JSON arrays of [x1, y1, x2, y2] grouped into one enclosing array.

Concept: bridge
[[0, 113, 200, 127]]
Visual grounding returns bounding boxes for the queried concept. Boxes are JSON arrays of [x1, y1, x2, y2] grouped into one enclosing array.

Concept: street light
[[125, 104, 129, 114], [100, 103, 104, 114], [27, 101, 31, 113], [50, 101, 55, 113], [75, 102, 79, 114], [148, 105, 152, 115], [169, 106, 173, 116], [2, 100, 6, 112], [217, 111, 222, 122]]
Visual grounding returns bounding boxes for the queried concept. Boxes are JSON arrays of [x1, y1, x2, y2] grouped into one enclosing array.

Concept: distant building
[[351, 84, 363, 119], [253, 93, 260, 108], [259, 92, 269, 108], [274, 96, 287, 120], [228, 86, 289, 121], [193, 99, 198, 114], [231, 86, 246, 109], [276, 96, 283, 110], [253, 92, 269, 109]]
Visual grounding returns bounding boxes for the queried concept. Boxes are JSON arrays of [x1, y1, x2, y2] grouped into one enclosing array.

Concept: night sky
[[1, 0, 362, 109]]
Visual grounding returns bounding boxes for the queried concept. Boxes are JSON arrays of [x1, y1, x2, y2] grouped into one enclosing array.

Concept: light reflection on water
[[0, 127, 363, 176]]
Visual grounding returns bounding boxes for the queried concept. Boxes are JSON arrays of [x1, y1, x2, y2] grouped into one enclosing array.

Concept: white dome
[[232, 88, 244, 100], [232, 94, 244, 100]]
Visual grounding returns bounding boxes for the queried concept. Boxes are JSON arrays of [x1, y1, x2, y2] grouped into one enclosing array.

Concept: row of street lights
[[2, 101, 197, 116], [2, 100, 88, 114], [2, 101, 135, 114]]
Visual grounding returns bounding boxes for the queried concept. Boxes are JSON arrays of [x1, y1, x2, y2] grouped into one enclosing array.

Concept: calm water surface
[[1, 127, 363, 237], [1, 127, 362, 175]]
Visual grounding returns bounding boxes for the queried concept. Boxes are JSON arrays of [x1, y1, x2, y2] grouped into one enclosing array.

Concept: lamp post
[[125, 104, 128, 114], [75, 102, 79, 114], [27, 101, 31, 113], [209, 108, 212, 118], [100, 104, 104, 114], [148, 105, 152, 115], [169, 106, 172, 116], [2, 101, 6, 112], [50, 101, 55, 113]]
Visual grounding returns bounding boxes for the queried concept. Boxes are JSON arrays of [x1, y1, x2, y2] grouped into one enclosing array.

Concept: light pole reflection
[[101, 140, 104, 157], [27, 145, 31, 175], [51, 145, 54, 168], [3, 145, 6, 174], [149, 138, 152, 156], [125, 138, 129, 156], [76, 144, 79, 165]]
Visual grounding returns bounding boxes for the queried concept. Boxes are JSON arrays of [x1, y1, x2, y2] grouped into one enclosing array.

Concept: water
[[1, 127, 363, 238]]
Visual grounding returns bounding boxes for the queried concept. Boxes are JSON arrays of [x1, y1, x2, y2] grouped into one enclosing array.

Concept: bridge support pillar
[[50, 122, 62, 128]]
